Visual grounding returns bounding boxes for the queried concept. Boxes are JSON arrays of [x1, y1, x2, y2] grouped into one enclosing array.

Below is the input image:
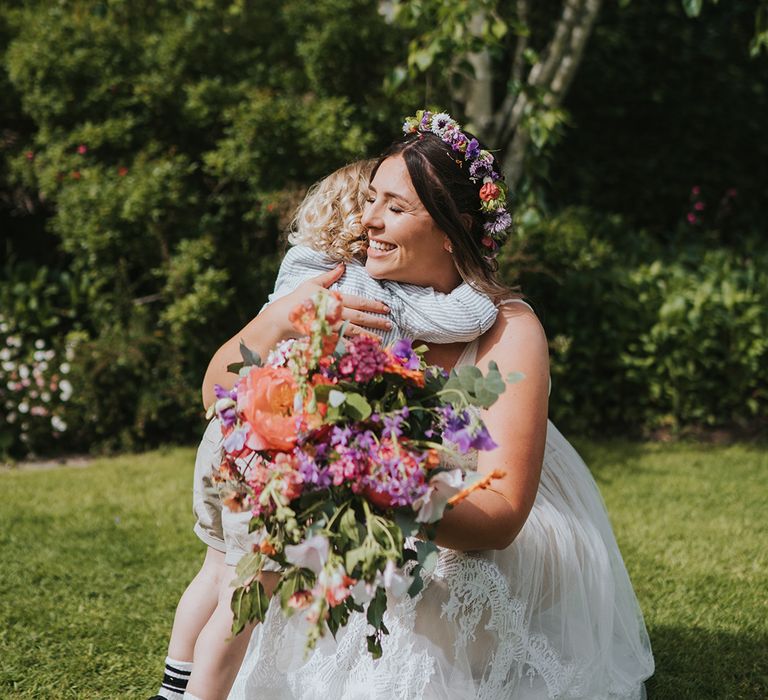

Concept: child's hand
[[285, 264, 393, 338]]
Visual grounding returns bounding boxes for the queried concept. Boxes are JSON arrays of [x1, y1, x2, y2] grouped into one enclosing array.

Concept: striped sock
[[157, 657, 193, 699]]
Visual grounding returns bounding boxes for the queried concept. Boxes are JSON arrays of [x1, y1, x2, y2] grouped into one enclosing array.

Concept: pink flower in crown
[[479, 182, 500, 202]]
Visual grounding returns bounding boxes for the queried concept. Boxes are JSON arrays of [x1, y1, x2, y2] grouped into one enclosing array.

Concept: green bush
[[622, 251, 768, 430], [0, 0, 413, 456], [500, 208, 768, 436]]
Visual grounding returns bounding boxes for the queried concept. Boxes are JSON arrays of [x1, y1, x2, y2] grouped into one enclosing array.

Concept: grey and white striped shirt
[[264, 245, 498, 345]]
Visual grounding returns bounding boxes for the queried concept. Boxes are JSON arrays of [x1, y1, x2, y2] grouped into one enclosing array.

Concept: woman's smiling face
[[362, 156, 461, 293]]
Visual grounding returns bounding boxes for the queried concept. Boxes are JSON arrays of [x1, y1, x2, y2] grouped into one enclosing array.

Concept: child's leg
[[150, 419, 227, 700], [186, 570, 280, 700], [167, 547, 228, 660]]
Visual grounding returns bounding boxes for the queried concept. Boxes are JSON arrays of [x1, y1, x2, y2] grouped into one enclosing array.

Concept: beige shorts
[[192, 418, 280, 569]]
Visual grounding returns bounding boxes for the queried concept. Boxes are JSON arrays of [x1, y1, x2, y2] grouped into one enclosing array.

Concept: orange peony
[[237, 366, 302, 451]]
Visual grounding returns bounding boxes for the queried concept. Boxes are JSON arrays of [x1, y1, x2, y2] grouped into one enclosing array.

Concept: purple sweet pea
[[391, 339, 420, 370], [466, 138, 480, 160], [223, 427, 247, 452]]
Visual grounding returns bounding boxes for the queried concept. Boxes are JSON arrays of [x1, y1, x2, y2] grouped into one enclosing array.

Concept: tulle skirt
[[228, 420, 654, 699]]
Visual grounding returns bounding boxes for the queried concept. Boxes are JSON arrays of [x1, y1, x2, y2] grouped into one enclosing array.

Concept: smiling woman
[[363, 156, 460, 292], [216, 110, 655, 700]]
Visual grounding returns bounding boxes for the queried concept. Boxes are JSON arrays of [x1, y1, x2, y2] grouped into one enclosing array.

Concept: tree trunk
[[496, 0, 603, 189]]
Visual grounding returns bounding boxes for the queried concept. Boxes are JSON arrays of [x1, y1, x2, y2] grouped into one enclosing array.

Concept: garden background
[[1, 0, 767, 697]]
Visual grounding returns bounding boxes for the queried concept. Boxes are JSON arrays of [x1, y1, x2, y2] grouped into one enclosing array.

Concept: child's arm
[[263, 245, 338, 308], [384, 281, 498, 342]]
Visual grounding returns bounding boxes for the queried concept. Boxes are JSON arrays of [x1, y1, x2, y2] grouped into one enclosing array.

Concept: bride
[[201, 111, 654, 699]]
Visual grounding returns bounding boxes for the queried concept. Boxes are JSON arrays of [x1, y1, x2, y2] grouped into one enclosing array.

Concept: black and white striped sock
[[156, 657, 193, 699]]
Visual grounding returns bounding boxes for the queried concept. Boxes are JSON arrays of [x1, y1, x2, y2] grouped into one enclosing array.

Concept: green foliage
[[500, 207, 768, 436], [0, 0, 412, 456], [550, 0, 768, 231]]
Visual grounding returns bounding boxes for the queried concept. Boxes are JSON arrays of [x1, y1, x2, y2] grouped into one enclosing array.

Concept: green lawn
[[1, 440, 766, 699]]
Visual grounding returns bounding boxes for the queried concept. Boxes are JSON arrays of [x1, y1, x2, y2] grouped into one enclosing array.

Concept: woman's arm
[[201, 265, 392, 408], [430, 302, 550, 551]]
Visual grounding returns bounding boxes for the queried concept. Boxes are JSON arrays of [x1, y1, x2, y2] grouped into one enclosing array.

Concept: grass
[[1, 439, 766, 699]]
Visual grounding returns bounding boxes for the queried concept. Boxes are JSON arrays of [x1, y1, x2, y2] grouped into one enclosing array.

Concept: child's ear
[[442, 236, 454, 254]]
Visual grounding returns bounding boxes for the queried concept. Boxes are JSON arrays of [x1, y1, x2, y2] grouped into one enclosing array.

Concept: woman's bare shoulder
[[477, 299, 548, 364]]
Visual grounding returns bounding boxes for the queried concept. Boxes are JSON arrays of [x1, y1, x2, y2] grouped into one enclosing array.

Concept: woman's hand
[[201, 263, 392, 408]]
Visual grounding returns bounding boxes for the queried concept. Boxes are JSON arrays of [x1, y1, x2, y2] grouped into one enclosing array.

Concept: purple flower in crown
[[484, 209, 512, 236], [444, 127, 469, 153], [419, 110, 433, 130], [469, 152, 495, 179], [391, 339, 420, 370], [465, 138, 480, 160]]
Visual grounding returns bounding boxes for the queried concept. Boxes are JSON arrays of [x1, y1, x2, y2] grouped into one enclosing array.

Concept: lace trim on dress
[[434, 549, 578, 698]]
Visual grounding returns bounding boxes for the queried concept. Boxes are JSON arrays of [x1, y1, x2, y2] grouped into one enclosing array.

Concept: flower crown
[[402, 109, 512, 258]]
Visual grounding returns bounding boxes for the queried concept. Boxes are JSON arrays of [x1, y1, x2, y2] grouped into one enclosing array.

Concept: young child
[[149, 160, 498, 700]]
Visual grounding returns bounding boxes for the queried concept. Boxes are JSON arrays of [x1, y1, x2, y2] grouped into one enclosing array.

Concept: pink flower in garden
[[118, 166, 128, 177], [77, 144, 88, 155], [694, 201, 705, 211], [687, 212, 698, 225], [726, 188, 738, 198], [25, 151, 34, 161], [71, 170, 81, 180], [691, 185, 701, 196]]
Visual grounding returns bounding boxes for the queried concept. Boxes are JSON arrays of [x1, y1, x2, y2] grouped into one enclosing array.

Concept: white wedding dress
[[229, 325, 654, 699]]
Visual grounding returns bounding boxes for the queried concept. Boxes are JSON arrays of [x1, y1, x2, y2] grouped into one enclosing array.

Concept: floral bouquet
[[209, 290, 517, 657]]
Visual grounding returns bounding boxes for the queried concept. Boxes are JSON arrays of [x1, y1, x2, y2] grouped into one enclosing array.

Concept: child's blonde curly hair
[[288, 159, 376, 263]]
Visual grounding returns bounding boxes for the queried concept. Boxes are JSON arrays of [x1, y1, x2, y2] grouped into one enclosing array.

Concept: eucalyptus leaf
[[394, 510, 420, 538], [415, 540, 439, 576], [344, 392, 372, 420], [226, 360, 244, 374], [239, 339, 262, 367], [407, 568, 425, 597]]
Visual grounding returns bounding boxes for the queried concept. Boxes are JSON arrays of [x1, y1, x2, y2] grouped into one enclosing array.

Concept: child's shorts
[[192, 417, 280, 570]]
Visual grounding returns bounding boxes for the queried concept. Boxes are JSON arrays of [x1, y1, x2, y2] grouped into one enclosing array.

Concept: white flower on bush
[[0, 348, 11, 361], [34, 339, 45, 350], [41, 392, 50, 402], [18, 402, 29, 414], [18, 365, 30, 379], [33, 350, 45, 361], [6, 412, 16, 424], [2, 361, 15, 372], [51, 415, 67, 432], [59, 362, 70, 374], [59, 379, 73, 402], [6, 336, 21, 348]]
